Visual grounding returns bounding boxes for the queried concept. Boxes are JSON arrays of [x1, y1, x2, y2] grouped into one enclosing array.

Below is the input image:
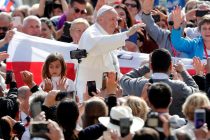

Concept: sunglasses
[[168, 21, 174, 26], [74, 7, 87, 15], [0, 27, 8, 32], [125, 3, 137, 8]]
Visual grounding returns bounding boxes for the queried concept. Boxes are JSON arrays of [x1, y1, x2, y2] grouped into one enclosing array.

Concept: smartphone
[[120, 118, 131, 137], [87, 81, 97, 97], [30, 121, 49, 139], [63, 21, 71, 37], [31, 102, 42, 118], [152, 14, 160, 23], [12, 16, 22, 27], [196, 10, 209, 17], [205, 108, 210, 130], [194, 109, 206, 129], [5, 70, 13, 84]]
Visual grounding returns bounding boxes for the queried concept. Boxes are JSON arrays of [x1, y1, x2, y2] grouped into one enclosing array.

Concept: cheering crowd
[[1, 0, 210, 139]]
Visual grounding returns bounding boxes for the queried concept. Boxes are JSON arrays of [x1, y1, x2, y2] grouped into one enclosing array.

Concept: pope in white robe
[[75, 5, 145, 102]]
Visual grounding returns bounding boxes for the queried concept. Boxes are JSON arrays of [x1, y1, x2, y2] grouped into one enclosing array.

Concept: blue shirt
[[0, 44, 8, 52], [154, 0, 185, 12]]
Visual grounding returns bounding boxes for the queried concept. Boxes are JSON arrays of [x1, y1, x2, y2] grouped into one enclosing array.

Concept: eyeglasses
[[73, 7, 87, 15], [124, 3, 137, 8], [168, 21, 174, 26], [0, 27, 8, 32]]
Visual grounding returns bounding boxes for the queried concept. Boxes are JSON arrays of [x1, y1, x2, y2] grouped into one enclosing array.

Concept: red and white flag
[[7, 31, 77, 87], [7, 31, 198, 87]]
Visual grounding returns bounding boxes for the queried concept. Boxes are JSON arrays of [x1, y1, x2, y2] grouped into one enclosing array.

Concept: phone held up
[[5, 70, 13, 84], [194, 109, 206, 129], [120, 118, 131, 137], [87, 81, 97, 97]]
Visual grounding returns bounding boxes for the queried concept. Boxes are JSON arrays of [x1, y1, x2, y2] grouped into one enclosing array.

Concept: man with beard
[[0, 12, 14, 52]]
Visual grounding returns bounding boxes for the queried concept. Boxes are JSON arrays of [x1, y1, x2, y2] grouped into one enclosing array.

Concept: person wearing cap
[[98, 106, 144, 138], [76, 5, 145, 102]]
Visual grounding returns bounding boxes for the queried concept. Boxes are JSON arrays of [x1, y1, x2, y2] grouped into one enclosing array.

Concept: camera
[[194, 109, 206, 129], [196, 10, 210, 17], [70, 49, 87, 60], [120, 118, 131, 137], [5, 70, 13, 84], [30, 121, 49, 139], [152, 14, 160, 23], [87, 81, 97, 97], [146, 112, 162, 128]]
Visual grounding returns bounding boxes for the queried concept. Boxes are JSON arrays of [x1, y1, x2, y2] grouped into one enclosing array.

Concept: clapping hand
[[56, 77, 68, 91]]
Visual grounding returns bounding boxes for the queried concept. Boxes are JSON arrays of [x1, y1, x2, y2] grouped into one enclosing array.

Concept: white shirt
[[40, 77, 75, 92], [184, 27, 201, 39], [76, 23, 128, 102], [173, 120, 195, 140], [151, 73, 169, 79]]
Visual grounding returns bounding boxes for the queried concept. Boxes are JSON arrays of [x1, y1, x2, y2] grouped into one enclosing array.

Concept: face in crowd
[[68, 1, 87, 21], [124, 0, 139, 17], [98, 10, 119, 34], [70, 22, 89, 44], [0, 13, 11, 39], [22, 18, 41, 37]]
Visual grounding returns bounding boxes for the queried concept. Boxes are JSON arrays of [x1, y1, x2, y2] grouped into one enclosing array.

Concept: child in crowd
[[40, 53, 75, 92]]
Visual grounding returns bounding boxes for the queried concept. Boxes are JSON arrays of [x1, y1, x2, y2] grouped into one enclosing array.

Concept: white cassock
[[76, 23, 128, 102]]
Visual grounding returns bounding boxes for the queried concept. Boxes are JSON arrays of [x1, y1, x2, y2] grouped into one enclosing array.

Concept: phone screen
[[120, 118, 131, 137], [87, 81, 97, 97], [196, 10, 209, 17], [194, 109, 206, 129], [5, 70, 13, 84]]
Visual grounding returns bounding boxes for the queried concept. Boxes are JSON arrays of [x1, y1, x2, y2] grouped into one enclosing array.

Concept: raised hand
[[0, 51, 9, 62], [3, 30, 14, 44], [43, 90, 59, 107], [172, 6, 184, 29], [43, 78, 53, 92], [56, 77, 68, 91], [174, 60, 185, 73], [193, 57, 205, 76], [142, 0, 154, 14], [46, 119, 65, 140], [126, 23, 146, 37], [20, 70, 36, 88]]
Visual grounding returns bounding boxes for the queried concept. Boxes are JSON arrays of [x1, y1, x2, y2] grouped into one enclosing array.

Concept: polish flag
[[7, 31, 78, 87], [7, 31, 198, 87]]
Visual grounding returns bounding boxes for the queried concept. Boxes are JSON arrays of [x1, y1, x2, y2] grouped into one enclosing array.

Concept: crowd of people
[[1, 0, 210, 140]]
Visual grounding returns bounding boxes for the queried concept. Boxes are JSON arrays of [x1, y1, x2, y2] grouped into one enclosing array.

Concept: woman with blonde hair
[[174, 92, 210, 140], [124, 96, 149, 121]]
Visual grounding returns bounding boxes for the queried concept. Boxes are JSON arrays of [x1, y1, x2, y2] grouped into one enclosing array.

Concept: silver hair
[[23, 15, 41, 27]]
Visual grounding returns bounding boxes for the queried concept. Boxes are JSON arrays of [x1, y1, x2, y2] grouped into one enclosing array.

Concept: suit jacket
[[119, 66, 199, 117]]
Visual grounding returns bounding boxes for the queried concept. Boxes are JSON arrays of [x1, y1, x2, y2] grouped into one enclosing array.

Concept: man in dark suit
[[120, 48, 199, 116]]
